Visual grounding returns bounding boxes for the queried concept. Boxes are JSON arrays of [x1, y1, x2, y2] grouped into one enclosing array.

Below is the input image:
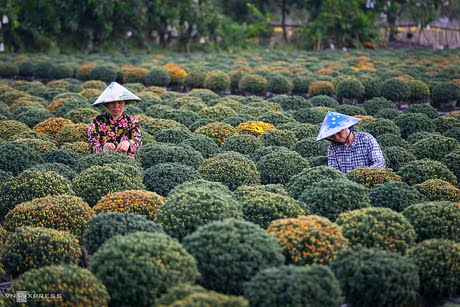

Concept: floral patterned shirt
[[88, 112, 142, 159]]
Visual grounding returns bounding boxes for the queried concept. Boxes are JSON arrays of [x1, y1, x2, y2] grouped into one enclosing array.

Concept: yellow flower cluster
[[78, 88, 102, 100], [93, 190, 164, 220], [60, 141, 89, 155], [308, 81, 335, 96], [315, 68, 335, 75], [77, 61, 98, 79], [195, 123, 237, 145], [347, 168, 402, 189], [235, 121, 276, 137], [121, 65, 149, 83], [353, 115, 374, 125], [144, 86, 166, 95], [415, 179, 460, 202], [0, 120, 31, 141], [56, 123, 89, 145], [33, 117, 73, 140], [47, 98, 70, 115], [46, 80, 70, 89], [351, 56, 376, 71], [267, 215, 349, 265], [164, 63, 187, 83], [82, 80, 107, 90]]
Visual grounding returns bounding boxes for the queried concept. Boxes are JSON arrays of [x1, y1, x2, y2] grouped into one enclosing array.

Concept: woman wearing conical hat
[[316, 111, 385, 173], [88, 82, 142, 159]]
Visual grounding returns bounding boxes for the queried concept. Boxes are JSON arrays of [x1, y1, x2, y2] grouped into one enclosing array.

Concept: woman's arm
[[88, 120, 104, 153]]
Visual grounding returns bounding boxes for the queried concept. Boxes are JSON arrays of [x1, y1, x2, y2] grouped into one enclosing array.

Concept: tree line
[[0, 0, 458, 53]]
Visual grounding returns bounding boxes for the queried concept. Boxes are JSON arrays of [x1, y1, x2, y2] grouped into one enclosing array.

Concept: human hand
[[116, 140, 130, 152], [103, 142, 116, 151]]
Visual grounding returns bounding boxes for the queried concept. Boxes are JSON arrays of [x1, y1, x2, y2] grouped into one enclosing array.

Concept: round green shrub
[[88, 63, 119, 83], [402, 201, 460, 242], [244, 265, 341, 307], [234, 184, 288, 199], [83, 212, 164, 254], [369, 181, 425, 211], [160, 109, 201, 128], [144, 104, 174, 118], [0, 170, 75, 217], [331, 246, 419, 307], [442, 150, 460, 181], [381, 79, 411, 101], [407, 239, 460, 297], [336, 79, 365, 100], [280, 122, 319, 140], [3, 264, 110, 306], [14, 107, 53, 128], [362, 118, 401, 137], [257, 150, 309, 185], [28, 162, 76, 180], [292, 74, 314, 93], [0, 120, 31, 141], [238, 190, 308, 228], [153, 127, 194, 144], [222, 113, 256, 127], [251, 145, 290, 163], [199, 105, 236, 121], [256, 111, 296, 127], [163, 290, 248, 306], [362, 97, 397, 116], [408, 80, 430, 102], [48, 63, 75, 79], [143, 162, 200, 196], [204, 70, 231, 91], [198, 151, 260, 190], [144, 68, 171, 86], [293, 106, 331, 124], [267, 73, 293, 94], [64, 107, 101, 124], [155, 187, 242, 241], [432, 116, 460, 134], [0, 62, 19, 78], [168, 179, 232, 198], [4, 194, 94, 241], [346, 168, 402, 189], [73, 165, 145, 206], [247, 100, 282, 112], [414, 179, 460, 202], [431, 82, 460, 105], [12, 138, 56, 154], [188, 89, 220, 104], [299, 178, 370, 221], [308, 80, 335, 97], [238, 74, 268, 95], [43, 149, 82, 169], [376, 133, 410, 149], [76, 151, 141, 172], [335, 105, 367, 116], [2, 226, 80, 277], [184, 70, 207, 89], [259, 129, 298, 148], [383, 146, 416, 171], [286, 165, 346, 199], [180, 135, 220, 159], [375, 107, 402, 120], [336, 207, 416, 253], [268, 95, 312, 111], [397, 159, 457, 186], [393, 113, 435, 139], [182, 219, 284, 295], [362, 77, 383, 99], [221, 134, 263, 155], [291, 138, 328, 159], [90, 232, 199, 306], [137, 143, 204, 169], [308, 95, 339, 108], [404, 103, 439, 119], [0, 141, 43, 175], [444, 127, 460, 142], [411, 135, 459, 161]]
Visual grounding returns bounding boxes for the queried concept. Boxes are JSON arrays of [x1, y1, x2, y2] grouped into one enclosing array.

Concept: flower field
[[0, 49, 459, 306]]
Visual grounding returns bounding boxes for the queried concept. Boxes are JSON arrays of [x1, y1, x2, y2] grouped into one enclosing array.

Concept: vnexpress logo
[[15, 291, 27, 303]]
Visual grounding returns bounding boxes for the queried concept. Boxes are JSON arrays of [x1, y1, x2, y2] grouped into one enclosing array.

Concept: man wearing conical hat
[[88, 82, 142, 159], [316, 111, 385, 173]]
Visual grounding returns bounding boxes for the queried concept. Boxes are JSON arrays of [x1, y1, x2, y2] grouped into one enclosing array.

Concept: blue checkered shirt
[[327, 132, 386, 174]]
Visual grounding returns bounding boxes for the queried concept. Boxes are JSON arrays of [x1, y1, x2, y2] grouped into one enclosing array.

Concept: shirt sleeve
[[327, 145, 340, 171], [367, 134, 386, 169], [88, 119, 104, 153], [128, 117, 142, 153]]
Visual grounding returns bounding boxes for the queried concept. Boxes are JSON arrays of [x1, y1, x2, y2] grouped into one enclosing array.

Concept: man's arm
[[367, 134, 386, 169], [327, 145, 340, 170]]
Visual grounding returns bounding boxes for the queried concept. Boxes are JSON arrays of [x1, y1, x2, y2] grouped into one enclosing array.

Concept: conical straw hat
[[91, 82, 141, 107], [316, 111, 361, 141]]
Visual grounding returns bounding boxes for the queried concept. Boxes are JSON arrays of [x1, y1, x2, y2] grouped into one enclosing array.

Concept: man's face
[[329, 128, 350, 144]]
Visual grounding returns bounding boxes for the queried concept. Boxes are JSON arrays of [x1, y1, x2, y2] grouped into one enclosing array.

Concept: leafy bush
[[33, 117, 73, 140], [56, 122, 88, 145], [346, 168, 401, 188], [268, 95, 312, 110], [198, 151, 260, 190], [204, 70, 231, 91], [308, 95, 339, 108], [431, 82, 460, 105], [182, 219, 284, 295], [376, 133, 409, 149], [308, 81, 335, 97], [258, 130, 297, 148], [161, 289, 248, 306], [154, 187, 242, 241], [404, 103, 438, 119], [168, 179, 232, 198], [267, 73, 293, 94], [442, 150, 460, 180], [153, 127, 193, 144], [369, 181, 425, 212], [361, 118, 401, 137], [280, 122, 319, 140], [362, 97, 396, 116], [90, 232, 199, 306], [407, 239, 460, 297], [199, 105, 236, 122], [336, 79, 365, 99], [375, 107, 402, 120], [414, 179, 460, 202], [143, 162, 200, 196], [244, 265, 341, 307], [408, 80, 430, 102], [64, 107, 100, 124], [4, 194, 94, 240], [179, 135, 220, 159], [292, 137, 328, 159], [256, 111, 296, 126], [188, 88, 220, 104], [14, 107, 53, 128], [362, 77, 383, 98], [0, 62, 19, 77], [137, 143, 204, 169], [293, 106, 331, 124], [3, 265, 109, 306], [257, 150, 309, 185], [393, 113, 435, 139], [432, 116, 460, 134], [76, 150, 141, 172], [381, 79, 411, 101], [397, 159, 457, 186], [221, 134, 263, 155], [83, 212, 163, 254], [2, 226, 80, 277], [43, 149, 82, 169], [411, 135, 459, 161], [0, 141, 43, 176], [0, 170, 75, 217], [238, 74, 268, 94], [88, 63, 119, 83], [73, 165, 145, 206], [383, 146, 416, 171], [299, 179, 370, 221], [336, 207, 416, 253], [195, 122, 237, 145], [331, 246, 419, 307], [183, 70, 207, 89], [144, 68, 171, 86], [335, 105, 368, 116]]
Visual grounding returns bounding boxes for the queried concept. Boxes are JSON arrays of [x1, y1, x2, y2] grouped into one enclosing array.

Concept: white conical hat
[[316, 111, 361, 141], [91, 82, 141, 106]]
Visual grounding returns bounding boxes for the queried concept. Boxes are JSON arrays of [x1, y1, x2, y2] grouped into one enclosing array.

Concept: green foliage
[[43, 149, 83, 169], [408, 80, 430, 101], [198, 151, 260, 190], [83, 212, 163, 254], [14, 107, 53, 128], [376, 133, 410, 149], [90, 232, 199, 306], [369, 181, 425, 212], [153, 127, 194, 144], [299, 179, 370, 221], [143, 162, 200, 196], [89, 63, 119, 83], [221, 134, 263, 155], [292, 137, 328, 158], [362, 118, 401, 136], [144, 68, 171, 86], [182, 219, 284, 295], [256, 150, 309, 185], [432, 116, 460, 134], [259, 129, 298, 148], [308, 95, 339, 108], [393, 113, 435, 139], [381, 79, 411, 101], [331, 246, 419, 307], [362, 77, 383, 99], [346, 168, 402, 189], [0, 141, 43, 175], [336, 207, 416, 253], [256, 111, 296, 126], [336, 79, 365, 99], [3, 265, 110, 306], [411, 135, 459, 161], [184, 70, 208, 89], [308, 81, 335, 97], [335, 105, 368, 116], [383, 146, 416, 171], [397, 159, 457, 186], [402, 201, 460, 242], [204, 70, 231, 91], [375, 107, 402, 120], [180, 135, 220, 159], [268, 95, 312, 111], [407, 239, 460, 297], [431, 82, 460, 105], [2, 226, 80, 277], [266, 73, 293, 94], [244, 265, 341, 307], [137, 143, 204, 169], [160, 110, 201, 128], [442, 150, 460, 181], [362, 97, 396, 116], [76, 151, 141, 172], [293, 106, 331, 124]]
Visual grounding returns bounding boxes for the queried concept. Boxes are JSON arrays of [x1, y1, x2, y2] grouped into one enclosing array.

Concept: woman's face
[[106, 101, 125, 118]]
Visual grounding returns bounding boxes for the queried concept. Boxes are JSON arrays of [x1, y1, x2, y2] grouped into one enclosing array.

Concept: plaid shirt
[[327, 132, 386, 174]]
